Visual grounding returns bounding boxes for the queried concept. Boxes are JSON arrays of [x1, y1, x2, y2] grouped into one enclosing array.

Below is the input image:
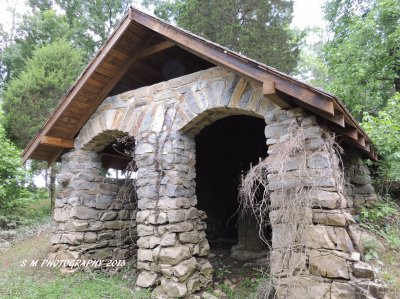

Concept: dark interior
[[109, 33, 215, 96], [195, 115, 268, 249]]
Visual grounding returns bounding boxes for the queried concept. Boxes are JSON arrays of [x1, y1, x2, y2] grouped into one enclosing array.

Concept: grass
[[0, 229, 152, 299], [380, 249, 400, 298]]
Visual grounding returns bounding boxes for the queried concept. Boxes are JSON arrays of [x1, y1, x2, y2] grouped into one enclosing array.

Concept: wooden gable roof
[[22, 7, 377, 163]]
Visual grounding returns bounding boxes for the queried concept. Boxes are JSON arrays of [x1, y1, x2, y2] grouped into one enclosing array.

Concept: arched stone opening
[[194, 114, 270, 261], [52, 130, 137, 263]]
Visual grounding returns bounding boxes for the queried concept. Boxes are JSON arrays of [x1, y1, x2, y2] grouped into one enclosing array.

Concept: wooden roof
[[22, 7, 378, 163]]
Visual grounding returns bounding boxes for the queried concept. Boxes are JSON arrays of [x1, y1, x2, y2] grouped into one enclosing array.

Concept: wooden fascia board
[[21, 14, 132, 163]]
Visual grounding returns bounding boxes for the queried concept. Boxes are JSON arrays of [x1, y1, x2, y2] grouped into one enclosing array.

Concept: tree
[[0, 10, 73, 85], [323, 0, 400, 118], [2, 40, 84, 147], [2, 40, 83, 209], [362, 93, 400, 193], [0, 123, 30, 215], [143, 0, 303, 74], [28, 0, 131, 53]]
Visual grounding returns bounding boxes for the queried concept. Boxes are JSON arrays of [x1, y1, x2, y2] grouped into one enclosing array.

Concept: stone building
[[23, 7, 385, 299]]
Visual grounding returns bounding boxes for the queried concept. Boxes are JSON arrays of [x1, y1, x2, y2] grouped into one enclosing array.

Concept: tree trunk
[[49, 164, 57, 214]]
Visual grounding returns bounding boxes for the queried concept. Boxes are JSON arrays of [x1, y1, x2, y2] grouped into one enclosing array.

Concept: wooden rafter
[[138, 40, 175, 59], [40, 136, 74, 149]]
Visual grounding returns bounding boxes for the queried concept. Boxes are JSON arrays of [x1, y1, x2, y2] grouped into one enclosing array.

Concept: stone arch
[[74, 108, 132, 151], [176, 73, 279, 135]]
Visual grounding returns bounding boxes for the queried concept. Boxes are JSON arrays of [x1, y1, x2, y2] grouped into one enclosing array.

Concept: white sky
[[0, 0, 326, 33]]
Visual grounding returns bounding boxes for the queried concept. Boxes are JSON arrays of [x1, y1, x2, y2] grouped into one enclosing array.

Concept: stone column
[[135, 131, 212, 298], [343, 151, 378, 212], [264, 107, 385, 299], [51, 149, 136, 263]]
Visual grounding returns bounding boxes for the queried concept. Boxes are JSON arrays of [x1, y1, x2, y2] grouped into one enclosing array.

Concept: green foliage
[[143, 0, 303, 74], [362, 93, 400, 190], [359, 199, 400, 247], [0, 124, 31, 215], [0, 10, 72, 84], [323, 0, 400, 118], [2, 40, 84, 148], [28, 0, 131, 53]]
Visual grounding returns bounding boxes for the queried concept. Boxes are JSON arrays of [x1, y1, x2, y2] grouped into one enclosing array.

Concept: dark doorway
[[195, 115, 268, 250]]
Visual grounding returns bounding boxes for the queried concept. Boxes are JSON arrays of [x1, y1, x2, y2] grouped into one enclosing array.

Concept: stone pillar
[[51, 149, 137, 263], [135, 131, 212, 298], [343, 151, 378, 212], [264, 107, 385, 299]]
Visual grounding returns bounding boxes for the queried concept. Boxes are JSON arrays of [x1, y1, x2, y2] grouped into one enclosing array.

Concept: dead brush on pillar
[[238, 121, 345, 298]]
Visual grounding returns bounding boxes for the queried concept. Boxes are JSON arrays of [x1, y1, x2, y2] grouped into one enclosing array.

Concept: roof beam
[[40, 136, 74, 149], [138, 40, 175, 59], [263, 81, 291, 108]]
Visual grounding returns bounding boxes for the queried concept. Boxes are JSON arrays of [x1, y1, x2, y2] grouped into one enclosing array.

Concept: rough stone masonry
[[52, 67, 386, 298]]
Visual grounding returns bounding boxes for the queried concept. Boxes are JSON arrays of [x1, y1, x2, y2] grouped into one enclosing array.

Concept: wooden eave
[[22, 7, 378, 164]]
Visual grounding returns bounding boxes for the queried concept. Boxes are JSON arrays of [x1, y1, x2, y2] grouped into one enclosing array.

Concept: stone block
[[100, 211, 118, 221], [275, 276, 330, 299], [167, 210, 188, 223], [138, 249, 153, 262], [352, 262, 375, 278], [167, 221, 194, 233], [313, 212, 347, 226], [307, 153, 330, 169], [308, 190, 340, 209], [157, 246, 191, 266], [160, 278, 188, 298], [187, 275, 201, 294], [173, 257, 197, 281], [198, 238, 210, 256], [356, 184, 375, 194], [357, 281, 385, 299], [136, 271, 158, 288], [53, 208, 70, 222], [104, 220, 124, 230], [179, 231, 200, 243], [301, 225, 336, 250], [64, 220, 89, 232], [60, 233, 84, 245], [309, 250, 349, 279], [97, 231, 114, 241], [331, 282, 356, 299], [83, 232, 97, 243], [70, 206, 98, 220], [335, 228, 354, 252]]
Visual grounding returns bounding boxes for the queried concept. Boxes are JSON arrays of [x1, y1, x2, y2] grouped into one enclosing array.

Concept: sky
[[0, 0, 327, 33]]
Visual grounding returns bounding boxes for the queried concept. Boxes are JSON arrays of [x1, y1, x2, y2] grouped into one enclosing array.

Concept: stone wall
[[343, 151, 378, 213], [51, 149, 137, 263], [51, 66, 385, 298], [265, 107, 384, 299]]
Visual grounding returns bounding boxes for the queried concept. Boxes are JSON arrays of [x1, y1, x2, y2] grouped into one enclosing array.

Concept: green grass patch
[[0, 229, 152, 299]]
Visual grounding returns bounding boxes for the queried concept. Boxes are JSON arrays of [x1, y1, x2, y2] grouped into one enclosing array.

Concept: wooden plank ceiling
[[22, 7, 377, 165]]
